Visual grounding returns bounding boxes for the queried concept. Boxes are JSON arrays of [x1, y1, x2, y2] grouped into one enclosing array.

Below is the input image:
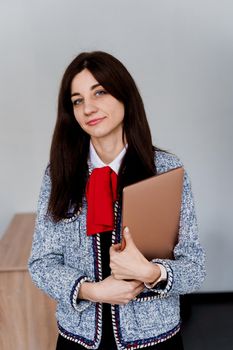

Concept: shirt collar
[[89, 141, 127, 175]]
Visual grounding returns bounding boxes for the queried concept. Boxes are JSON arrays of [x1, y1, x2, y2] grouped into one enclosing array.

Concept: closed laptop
[[122, 167, 184, 260]]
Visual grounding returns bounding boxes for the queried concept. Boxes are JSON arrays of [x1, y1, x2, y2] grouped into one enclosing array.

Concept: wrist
[[142, 262, 161, 284], [78, 282, 98, 302]]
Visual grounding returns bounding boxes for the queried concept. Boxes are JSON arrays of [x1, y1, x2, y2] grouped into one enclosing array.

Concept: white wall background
[[0, 0, 232, 292]]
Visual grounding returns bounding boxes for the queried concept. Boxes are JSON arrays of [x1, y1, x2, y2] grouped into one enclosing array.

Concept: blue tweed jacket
[[28, 151, 206, 350]]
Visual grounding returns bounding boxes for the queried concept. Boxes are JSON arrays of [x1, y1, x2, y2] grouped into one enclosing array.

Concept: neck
[[91, 135, 126, 164]]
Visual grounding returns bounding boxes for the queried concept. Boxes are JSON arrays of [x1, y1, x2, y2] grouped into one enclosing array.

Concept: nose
[[83, 99, 98, 116]]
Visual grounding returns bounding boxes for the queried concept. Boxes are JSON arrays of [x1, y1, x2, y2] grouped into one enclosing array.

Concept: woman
[[28, 51, 206, 350]]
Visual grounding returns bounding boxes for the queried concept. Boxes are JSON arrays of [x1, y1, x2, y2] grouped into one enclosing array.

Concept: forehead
[[71, 69, 99, 94]]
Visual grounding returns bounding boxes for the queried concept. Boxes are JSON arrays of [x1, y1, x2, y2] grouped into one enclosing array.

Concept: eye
[[95, 89, 107, 96], [72, 98, 83, 106]]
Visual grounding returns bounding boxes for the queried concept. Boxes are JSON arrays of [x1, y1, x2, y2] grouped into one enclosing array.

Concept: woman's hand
[[110, 227, 161, 283], [79, 276, 144, 305]]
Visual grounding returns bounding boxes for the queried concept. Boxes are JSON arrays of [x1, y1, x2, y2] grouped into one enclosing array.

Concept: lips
[[86, 117, 106, 126]]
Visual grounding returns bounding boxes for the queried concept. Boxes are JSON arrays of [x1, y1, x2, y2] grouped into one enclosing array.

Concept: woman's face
[[71, 69, 125, 143]]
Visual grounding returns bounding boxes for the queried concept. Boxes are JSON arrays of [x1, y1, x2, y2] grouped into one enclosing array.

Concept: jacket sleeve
[[28, 166, 93, 312], [145, 158, 206, 297]]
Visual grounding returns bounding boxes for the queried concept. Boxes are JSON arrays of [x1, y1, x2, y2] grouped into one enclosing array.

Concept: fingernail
[[124, 226, 129, 234]]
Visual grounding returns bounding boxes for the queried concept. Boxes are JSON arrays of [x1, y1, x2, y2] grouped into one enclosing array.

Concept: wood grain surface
[[0, 213, 58, 350]]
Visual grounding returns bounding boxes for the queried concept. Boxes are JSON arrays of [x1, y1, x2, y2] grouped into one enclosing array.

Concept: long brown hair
[[48, 51, 166, 221]]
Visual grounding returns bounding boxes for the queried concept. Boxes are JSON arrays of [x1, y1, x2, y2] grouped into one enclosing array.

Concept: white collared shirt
[[89, 141, 126, 174]]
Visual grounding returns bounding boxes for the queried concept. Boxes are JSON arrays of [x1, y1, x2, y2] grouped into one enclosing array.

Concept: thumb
[[111, 243, 122, 252], [123, 226, 133, 245]]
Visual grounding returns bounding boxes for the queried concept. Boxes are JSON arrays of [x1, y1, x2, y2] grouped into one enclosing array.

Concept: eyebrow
[[71, 83, 101, 98]]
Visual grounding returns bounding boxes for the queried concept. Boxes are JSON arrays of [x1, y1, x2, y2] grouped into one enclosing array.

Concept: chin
[[85, 128, 109, 139], [89, 132, 109, 140]]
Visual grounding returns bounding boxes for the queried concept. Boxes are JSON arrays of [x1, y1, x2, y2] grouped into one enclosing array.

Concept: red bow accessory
[[86, 166, 118, 236]]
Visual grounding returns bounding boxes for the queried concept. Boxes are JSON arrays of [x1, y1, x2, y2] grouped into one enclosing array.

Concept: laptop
[[121, 167, 184, 260]]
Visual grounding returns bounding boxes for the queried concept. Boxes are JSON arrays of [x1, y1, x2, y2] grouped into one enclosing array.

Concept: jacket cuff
[[148, 259, 173, 297], [144, 264, 167, 289], [70, 276, 93, 312]]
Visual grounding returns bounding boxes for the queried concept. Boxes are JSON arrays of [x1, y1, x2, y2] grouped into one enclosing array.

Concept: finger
[[134, 286, 143, 294], [135, 284, 145, 295], [114, 243, 122, 251], [123, 226, 134, 246], [112, 274, 122, 280], [121, 236, 126, 250], [132, 279, 143, 286], [109, 246, 116, 257], [129, 280, 144, 288], [110, 243, 121, 252]]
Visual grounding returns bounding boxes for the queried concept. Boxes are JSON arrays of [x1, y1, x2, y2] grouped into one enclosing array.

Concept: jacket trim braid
[[93, 234, 103, 281], [148, 260, 174, 296], [58, 233, 104, 348], [111, 310, 181, 350], [58, 321, 98, 349], [71, 276, 93, 311], [133, 261, 173, 302]]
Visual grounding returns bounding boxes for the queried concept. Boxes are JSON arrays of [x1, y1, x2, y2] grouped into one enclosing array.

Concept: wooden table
[[0, 213, 58, 350]]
